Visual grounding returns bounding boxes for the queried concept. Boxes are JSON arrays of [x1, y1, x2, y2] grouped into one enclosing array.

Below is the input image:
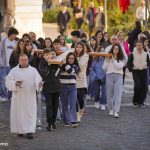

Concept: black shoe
[[26, 133, 34, 139], [64, 123, 70, 127], [17, 134, 24, 137], [46, 125, 54, 131]]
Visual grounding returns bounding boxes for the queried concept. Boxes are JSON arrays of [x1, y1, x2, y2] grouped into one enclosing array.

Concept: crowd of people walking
[[0, 1, 150, 140]]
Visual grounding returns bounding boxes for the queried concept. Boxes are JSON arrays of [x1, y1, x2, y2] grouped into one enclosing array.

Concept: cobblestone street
[[0, 23, 150, 150], [0, 90, 150, 150]]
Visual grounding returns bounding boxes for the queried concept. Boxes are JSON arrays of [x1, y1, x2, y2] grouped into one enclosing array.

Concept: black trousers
[[76, 88, 87, 112], [44, 92, 59, 125], [132, 69, 147, 105]]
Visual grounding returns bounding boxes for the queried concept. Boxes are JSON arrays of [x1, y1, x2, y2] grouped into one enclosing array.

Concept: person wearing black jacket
[[73, 2, 85, 30], [39, 49, 61, 131], [128, 21, 142, 52], [57, 4, 71, 35]]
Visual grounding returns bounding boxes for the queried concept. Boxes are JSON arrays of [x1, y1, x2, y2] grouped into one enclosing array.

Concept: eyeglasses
[[112, 39, 117, 41], [68, 57, 75, 60]]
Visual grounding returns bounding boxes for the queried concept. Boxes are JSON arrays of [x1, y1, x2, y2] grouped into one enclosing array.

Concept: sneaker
[[1, 98, 8, 103], [71, 122, 78, 128], [114, 112, 119, 118], [17, 134, 24, 137], [64, 123, 70, 127], [132, 103, 138, 108], [46, 125, 54, 131], [100, 105, 106, 111], [109, 110, 113, 116], [26, 133, 34, 139], [95, 102, 100, 108], [139, 104, 145, 108]]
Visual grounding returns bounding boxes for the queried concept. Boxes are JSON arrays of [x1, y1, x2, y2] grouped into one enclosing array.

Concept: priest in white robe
[[5, 54, 42, 139]]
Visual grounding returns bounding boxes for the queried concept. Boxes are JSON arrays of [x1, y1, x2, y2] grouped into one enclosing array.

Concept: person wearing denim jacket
[[91, 46, 107, 110], [0, 27, 18, 101]]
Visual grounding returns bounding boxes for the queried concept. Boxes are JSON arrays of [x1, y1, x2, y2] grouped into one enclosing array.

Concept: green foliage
[[42, 1, 136, 35], [107, 4, 136, 34], [42, 7, 60, 23]]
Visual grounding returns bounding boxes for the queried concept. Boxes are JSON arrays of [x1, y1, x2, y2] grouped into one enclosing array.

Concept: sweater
[[102, 58, 124, 75], [39, 58, 61, 93], [60, 64, 79, 84], [76, 54, 89, 88]]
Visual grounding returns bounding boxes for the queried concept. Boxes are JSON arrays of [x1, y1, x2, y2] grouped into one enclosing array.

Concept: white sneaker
[[109, 110, 113, 116], [114, 112, 119, 118], [100, 105, 105, 111], [95, 102, 100, 108], [1, 98, 7, 103]]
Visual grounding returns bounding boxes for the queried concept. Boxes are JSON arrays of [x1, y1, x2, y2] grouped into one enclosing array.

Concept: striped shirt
[[60, 64, 79, 84]]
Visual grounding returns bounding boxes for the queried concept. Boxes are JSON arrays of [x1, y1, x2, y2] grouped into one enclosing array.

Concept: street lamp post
[[104, 0, 107, 32], [145, 0, 148, 30]]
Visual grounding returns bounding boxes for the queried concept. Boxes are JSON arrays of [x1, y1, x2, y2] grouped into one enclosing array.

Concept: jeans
[[93, 79, 107, 105], [44, 92, 60, 126], [60, 84, 77, 124], [0, 67, 11, 99]]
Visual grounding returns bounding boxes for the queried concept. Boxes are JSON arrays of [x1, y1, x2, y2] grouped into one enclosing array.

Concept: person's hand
[[38, 82, 43, 88], [31, 49, 35, 56], [16, 81, 23, 88], [105, 56, 110, 61]]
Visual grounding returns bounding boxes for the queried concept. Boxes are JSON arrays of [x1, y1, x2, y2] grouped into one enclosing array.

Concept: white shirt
[[5, 38, 16, 67]]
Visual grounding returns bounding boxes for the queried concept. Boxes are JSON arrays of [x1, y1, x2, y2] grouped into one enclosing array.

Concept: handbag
[[75, 12, 83, 19]]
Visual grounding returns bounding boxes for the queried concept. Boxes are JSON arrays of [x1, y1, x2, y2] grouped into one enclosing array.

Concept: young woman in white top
[[102, 44, 125, 118], [57, 35, 69, 52], [74, 42, 89, 121]]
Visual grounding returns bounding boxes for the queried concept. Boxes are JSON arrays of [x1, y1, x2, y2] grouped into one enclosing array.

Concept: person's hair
[[80, 33, 87, 39], [22, 33, 31, 40], [117, 31, 124, 37], [84, 43, 92, 52], [136, 40, 144, 47], [74, 42, 85, 57], [14, 38, 26, 55], [43, 48, 52, 55], [95, 30, 105, 43], [57, 35, 66, 46], [94, 46, 104, 61], [19, 53, 28, 59], [89, 36, 98, 50], [8, 27, 19, 37], [71, 30, 80, 38], [135, 21, 141, 30], [24, 40, 33, 52], [109, 44, 124, 61], [66, 52, 80, 72], [53, 39, 61, 45]]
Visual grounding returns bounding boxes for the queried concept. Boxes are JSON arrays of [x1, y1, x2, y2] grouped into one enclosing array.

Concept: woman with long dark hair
[[9, 38, 26, 69], [74, 42, 89, 122], [103, 44, 125, 118]]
